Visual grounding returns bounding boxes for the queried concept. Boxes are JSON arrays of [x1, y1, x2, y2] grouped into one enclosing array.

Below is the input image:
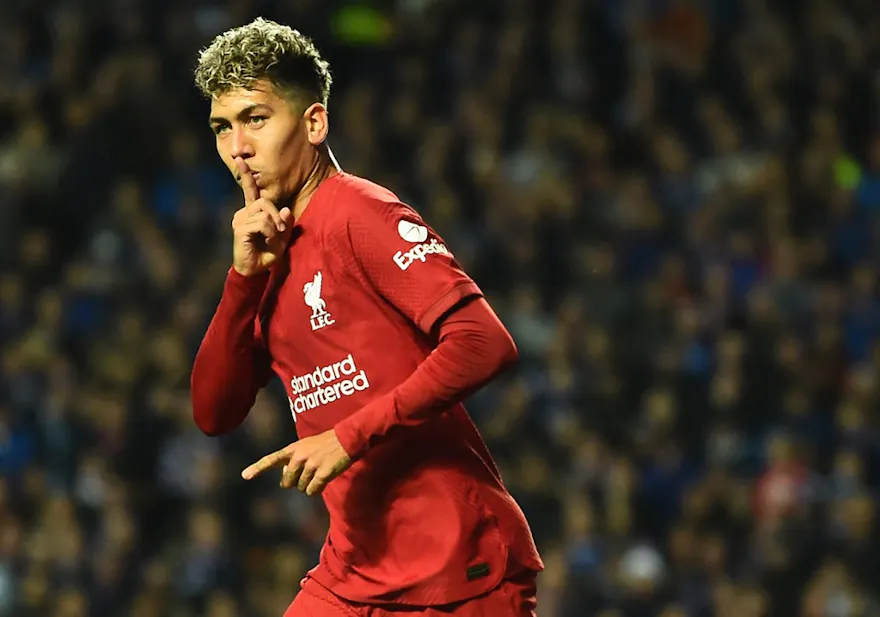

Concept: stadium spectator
[[1, 0, 880, 616]]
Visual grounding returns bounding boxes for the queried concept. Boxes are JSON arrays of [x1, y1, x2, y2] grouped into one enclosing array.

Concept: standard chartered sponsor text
[[288, 353, 370, 420]]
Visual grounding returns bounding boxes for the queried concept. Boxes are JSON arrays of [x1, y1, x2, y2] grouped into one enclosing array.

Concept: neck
[[292, 145, 341, 220]]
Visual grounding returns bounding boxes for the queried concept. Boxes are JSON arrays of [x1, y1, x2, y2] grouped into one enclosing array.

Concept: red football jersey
[[254, 172, 542, 605]]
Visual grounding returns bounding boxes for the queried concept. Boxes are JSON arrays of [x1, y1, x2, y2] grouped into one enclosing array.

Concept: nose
[[229, 126, 254, 160]]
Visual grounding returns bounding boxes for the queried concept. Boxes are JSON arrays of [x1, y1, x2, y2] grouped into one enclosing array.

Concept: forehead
[[209, 81, 285, 116]]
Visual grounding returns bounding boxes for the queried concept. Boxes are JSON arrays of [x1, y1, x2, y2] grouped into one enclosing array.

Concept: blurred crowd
[[2, 0, 880, 616]]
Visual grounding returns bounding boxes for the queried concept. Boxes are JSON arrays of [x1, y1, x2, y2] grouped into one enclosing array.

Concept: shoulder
[[325, 172, 422, 228]]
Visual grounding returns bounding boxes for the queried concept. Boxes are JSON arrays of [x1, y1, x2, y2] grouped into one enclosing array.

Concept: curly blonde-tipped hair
[[194, 17, 332, 107]]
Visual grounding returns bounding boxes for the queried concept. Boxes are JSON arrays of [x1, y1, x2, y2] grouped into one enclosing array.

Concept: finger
[[256, 219, 278, 241], [242, 447, 290, 480], [297, 463, 317, 492], [305, 471, 329, 497], [282, 459, 305, 489], [238, 217, 277, 241], [279, 207, 292, 225], [235, 157, 259, 205], [248, 200, 286, 232]]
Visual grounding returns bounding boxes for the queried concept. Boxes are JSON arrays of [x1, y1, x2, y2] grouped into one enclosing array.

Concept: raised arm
[[191, 158, 292, 435]]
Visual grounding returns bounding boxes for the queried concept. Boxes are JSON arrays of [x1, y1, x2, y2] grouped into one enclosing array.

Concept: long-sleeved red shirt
[[193, 274, 515, 449], [191, 172, 543, 605]]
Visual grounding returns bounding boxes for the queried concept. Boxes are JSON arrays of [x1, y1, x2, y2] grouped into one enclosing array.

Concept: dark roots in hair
[[195, 17, 332, 107]]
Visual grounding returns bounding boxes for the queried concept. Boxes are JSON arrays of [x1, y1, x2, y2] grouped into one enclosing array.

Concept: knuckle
[[258, 200, 278, 215]]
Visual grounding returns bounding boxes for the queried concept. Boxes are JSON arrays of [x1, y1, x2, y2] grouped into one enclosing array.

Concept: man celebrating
[[190, 18, 543, 616]]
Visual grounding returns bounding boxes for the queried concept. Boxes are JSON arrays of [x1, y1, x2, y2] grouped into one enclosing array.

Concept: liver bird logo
[[303, 271, 327, 317]]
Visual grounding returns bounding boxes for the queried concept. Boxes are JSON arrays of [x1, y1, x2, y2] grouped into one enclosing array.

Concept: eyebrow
[[209, 104, 271, 127]]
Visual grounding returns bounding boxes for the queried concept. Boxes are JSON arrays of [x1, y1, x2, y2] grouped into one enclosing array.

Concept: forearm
[[334, 297, 518, 458], [191, 269, 272, 436]]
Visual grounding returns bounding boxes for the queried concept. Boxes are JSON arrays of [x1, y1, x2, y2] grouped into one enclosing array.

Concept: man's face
[[209, 79, 314, 204]]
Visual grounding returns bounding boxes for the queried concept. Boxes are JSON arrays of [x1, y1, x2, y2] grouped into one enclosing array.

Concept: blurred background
[[2, 0, 880, 616]]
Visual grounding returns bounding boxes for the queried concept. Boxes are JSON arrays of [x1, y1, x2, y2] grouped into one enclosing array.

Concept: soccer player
[[190, 18, 543, 617]]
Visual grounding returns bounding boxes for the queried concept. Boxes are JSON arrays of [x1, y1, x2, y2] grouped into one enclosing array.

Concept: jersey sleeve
[[344, 202, 483, 333]]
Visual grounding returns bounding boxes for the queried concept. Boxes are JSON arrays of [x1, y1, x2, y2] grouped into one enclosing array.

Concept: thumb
[[267, 215, 294, 254], [279, 207, 292, 224]]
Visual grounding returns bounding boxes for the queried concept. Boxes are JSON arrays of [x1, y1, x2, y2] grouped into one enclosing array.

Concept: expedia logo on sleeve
[[393, 219, 452, 271], [397, 220, 429, 243], [393, 238, 452, 271]]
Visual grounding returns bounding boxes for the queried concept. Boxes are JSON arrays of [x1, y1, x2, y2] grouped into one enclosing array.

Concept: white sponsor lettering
[[393, 238, 452, 271], [287, 353, 370, 421]]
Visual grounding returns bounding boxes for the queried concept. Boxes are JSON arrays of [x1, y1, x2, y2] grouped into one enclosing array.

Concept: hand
[[241, 429, 353, 496], [231, 157, 293, 277]]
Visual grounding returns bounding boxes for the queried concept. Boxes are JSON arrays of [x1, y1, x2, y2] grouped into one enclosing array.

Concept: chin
[[259, 185, 279, 202], [272, 187, 295, 207]]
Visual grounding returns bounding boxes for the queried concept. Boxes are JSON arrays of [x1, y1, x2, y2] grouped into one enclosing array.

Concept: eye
[[249, 116, 267, 127], [213, 123, 230, 135]]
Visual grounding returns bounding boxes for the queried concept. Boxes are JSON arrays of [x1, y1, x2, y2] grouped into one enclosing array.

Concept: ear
[[302, 103, 329, 146]]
